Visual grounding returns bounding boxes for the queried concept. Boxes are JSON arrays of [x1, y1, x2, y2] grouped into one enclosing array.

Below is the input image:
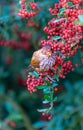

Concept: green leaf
[[53, 36, 61, 41], [53, 97, 58, 102], [78, 15, 83, 26], [29, 71, 39, 78], [38, 85, 48, 89], [43, 88, 50, 94], [79, 15, 83, 23], [53, 75, 59, 82], [33, 121, 48, 128], [52, 83, 58, 88], [56, 77, 59, 81], [60, 8, 66, 13], [43, 100, 50, 104], [67, 2, 74, 8], [37, 108, 48, 112], [8, 114, 22, 121], [45, 80, 51, 86], [53, 18, 64, 23], [74, 20, 80, 25], [29, 72, 34, 76], [44, 95, 51, 101], [33, 71, 39, 78], [79, 22, 83, 26], [58, 13, 65, 17]]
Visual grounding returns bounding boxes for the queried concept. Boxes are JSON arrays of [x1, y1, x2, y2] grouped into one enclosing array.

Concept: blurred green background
[[0, 0, 83, 130]]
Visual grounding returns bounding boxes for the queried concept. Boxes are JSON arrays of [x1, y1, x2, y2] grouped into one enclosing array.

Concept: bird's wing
[[39, 57, 55, 71], [30, 51, 41, 67]]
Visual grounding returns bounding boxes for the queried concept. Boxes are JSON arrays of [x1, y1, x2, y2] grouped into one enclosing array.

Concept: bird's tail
[[26, 65, 34, 74]]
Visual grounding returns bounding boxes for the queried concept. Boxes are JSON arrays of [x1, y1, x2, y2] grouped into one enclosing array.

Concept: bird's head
[[42, 44, 52, 56]]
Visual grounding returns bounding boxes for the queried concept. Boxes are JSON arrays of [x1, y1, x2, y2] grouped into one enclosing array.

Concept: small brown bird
[[27, 44, 57, 73]]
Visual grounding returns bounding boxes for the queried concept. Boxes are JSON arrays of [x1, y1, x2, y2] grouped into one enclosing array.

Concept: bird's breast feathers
[[30, 50, 46, 67]]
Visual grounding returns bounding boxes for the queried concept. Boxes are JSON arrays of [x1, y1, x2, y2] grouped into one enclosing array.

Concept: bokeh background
[[0, 0, 83, 130]]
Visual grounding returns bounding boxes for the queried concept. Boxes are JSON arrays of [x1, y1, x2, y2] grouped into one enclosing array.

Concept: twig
[[0, 95, 38, 130]]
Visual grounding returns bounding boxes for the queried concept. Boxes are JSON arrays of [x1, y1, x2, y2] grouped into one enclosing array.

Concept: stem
[[0, 95, 37, 130], [50, 86, 54, 109], [81, 122, 83, 130], [47, 85, 54, 113]]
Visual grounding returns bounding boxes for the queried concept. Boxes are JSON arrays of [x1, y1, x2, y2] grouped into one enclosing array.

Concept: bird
[[27, 44, 57, 73]]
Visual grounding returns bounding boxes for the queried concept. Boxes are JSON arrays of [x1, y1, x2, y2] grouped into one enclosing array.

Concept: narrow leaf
[[29, 71, 39, 78], [43, 88, 50, 94], [38, 85, 48, 89], [45, 80, 51, 86], [53, 97, 58, 102], [33, 71, 39, 78], [29, 72, 34, 76], [44, 95, 51, 101], [52, 83, 58, 88], [53, 18, 64, 23], [37, 108, 48, 112], [78, 15, 83, 25], [33, 121, 48, 128], [53, 36, 61, 41], [60, 8, 66, 13], [42, 100, 50, 104], [68, 2, 74, 8]]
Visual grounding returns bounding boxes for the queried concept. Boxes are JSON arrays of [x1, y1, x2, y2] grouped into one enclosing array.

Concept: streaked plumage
[[27, 45, 57, 72]]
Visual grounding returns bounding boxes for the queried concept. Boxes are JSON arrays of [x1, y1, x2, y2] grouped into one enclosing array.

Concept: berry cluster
[[6, 120, 16, 128], [18, 0, 39, 19], [27, 0, 83, 93], [0, 32, 32, 51], [41, 112, 52, 121], [27, 20, 36, 27], [27, 74, 45, 93], [27, 70, 55, 93], [60, 61, 74, 78]]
